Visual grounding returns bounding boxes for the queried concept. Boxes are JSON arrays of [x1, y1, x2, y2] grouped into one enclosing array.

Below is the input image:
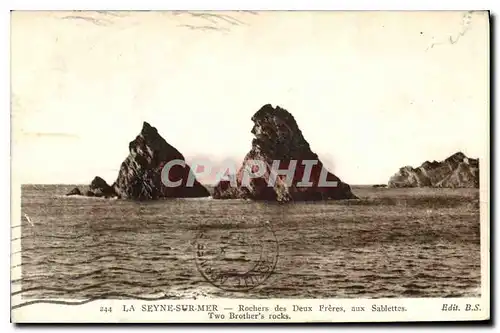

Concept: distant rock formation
[[212, 104, 357, 202], [388, 152, 479, 188], [372, 184, 387, 188], [66, 122, 210, 200]]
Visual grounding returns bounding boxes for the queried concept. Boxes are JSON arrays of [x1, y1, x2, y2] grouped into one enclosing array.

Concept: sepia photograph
[[10, 10, 489, 322]]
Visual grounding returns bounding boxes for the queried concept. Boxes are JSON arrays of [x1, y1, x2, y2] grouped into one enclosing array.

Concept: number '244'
[[100, 306, 112, 313]]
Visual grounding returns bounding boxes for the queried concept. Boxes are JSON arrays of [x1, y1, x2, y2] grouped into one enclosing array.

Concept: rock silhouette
[[68, 122, 210, 200], [388, 152, 479, 188], [213, 104, 357, 202], [112, 122, 209, 199]]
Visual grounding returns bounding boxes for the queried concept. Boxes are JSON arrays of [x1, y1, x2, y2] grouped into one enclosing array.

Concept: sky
[[11, 11, 489, 185]]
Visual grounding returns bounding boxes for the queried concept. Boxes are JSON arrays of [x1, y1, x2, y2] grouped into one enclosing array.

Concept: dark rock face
[[388, 152, 479, 188], [70, 122, 210, 200], [213, 104, 357, 202], [111, 122, 210, 200], [66, 187, 82, 196]]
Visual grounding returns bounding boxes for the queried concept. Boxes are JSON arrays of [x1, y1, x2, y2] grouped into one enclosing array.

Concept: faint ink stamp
[[195, 221, 279, 291]]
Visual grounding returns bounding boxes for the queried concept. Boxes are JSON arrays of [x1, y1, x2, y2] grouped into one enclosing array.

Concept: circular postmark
[[194, 221, 279, 291]]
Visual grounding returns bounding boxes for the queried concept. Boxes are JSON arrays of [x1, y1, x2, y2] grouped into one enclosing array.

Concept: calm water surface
[[12, 185, 481, 305]]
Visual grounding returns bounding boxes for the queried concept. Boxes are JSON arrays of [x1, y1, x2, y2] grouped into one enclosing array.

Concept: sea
[[12, 184, 481, 307]]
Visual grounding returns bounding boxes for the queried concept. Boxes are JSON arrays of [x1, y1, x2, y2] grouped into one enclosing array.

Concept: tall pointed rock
[[67, 122, 210, 199], [213, 104, 357, 202], [112, 122, 210, 199]]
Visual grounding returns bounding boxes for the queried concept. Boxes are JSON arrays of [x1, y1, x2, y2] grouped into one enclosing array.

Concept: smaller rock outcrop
[[66, 187, 82, 196], [212, 175, 240, 199], [88, 176, 117, 198], [64, 177, 116, 198], [388, 152, 479, 188]]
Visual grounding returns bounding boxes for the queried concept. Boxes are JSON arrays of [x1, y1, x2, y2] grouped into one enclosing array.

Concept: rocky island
[[388, 152, 479, 188], [67, 122, 210, 199], [212, 104, 358, 202]]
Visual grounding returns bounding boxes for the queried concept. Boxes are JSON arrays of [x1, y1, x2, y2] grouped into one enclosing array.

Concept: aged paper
[[10, 10, 490, 323]]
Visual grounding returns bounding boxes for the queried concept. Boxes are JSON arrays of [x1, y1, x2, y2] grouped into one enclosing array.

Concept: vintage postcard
[[10, 10, 490, 323]]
